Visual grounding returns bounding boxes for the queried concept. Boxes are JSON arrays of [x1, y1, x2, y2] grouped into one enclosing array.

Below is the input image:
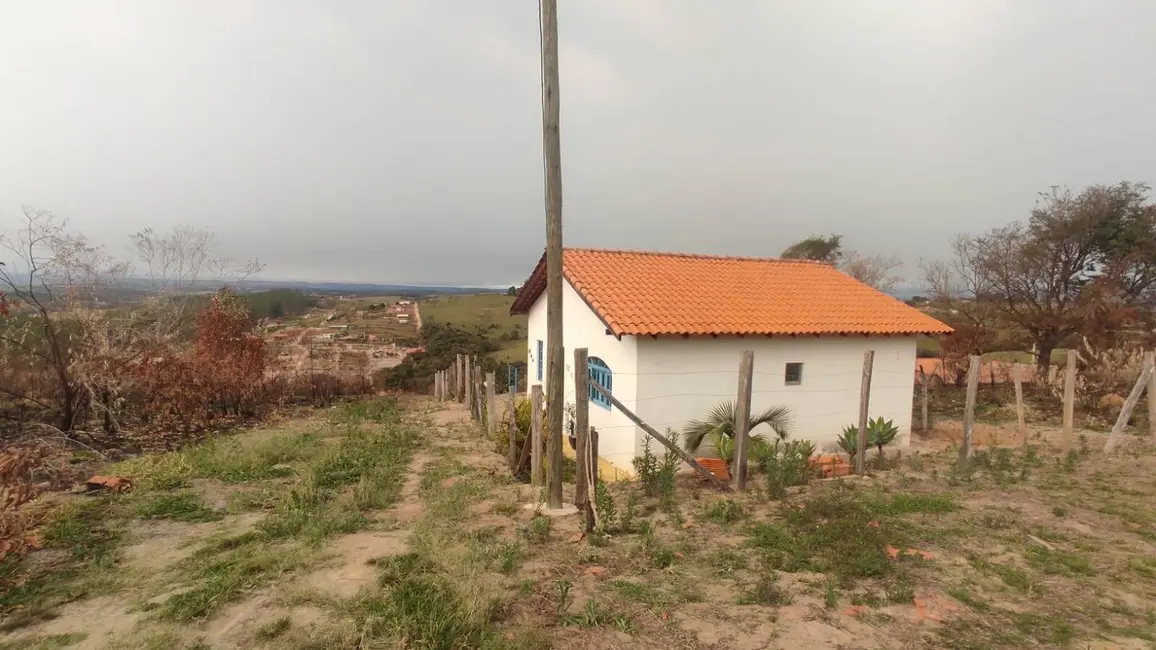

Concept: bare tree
[[130, 226, 262, 294], [841, 251, 903, 293], [0, 208, 126, 433]]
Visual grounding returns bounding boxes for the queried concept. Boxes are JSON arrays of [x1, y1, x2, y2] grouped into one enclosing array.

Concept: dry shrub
[[1071, 337, 1147, 415], [0, 446, 48, 561]]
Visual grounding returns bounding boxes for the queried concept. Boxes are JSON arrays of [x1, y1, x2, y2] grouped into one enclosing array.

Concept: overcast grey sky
[[3, 1, 1155, 286]]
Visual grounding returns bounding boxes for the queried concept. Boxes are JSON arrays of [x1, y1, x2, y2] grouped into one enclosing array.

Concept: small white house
[[511, 248, 952, 476]]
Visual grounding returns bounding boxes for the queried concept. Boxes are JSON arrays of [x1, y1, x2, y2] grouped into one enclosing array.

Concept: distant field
[[421, 293, 526, 363], [916, 336, 1069, 365]]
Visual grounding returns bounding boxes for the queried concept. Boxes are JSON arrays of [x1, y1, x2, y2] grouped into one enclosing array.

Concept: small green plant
[[866, 416, 899, 454], [524, 515, 552, 543], [594, 479, 618, 533], [702, 499, 746, 526], [651, 547, 677, 569], [255, 616, 292, 640], [824, 580, 839, 609], [738, 575, 792, 605], [838, 426, 860, 459], [1052, 506, 1069, 517], [757, 439, 812, 499], [554, 579, 574, 618], [683, 400, 793, 453]]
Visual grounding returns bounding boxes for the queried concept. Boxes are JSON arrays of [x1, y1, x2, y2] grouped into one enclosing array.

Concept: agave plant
[[683, 400, 794, 454], [867, 416, 899, 454], [837, 425, 860, 459]]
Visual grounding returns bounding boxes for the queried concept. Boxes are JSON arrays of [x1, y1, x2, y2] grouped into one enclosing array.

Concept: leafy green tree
[[781, 234, 843, 264]]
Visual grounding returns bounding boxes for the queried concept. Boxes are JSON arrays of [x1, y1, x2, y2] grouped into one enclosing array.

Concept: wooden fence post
[[1063, 351, 1076, 438], [589, 382, 731, 491], [474, 366, 484, 422], [434, 371, 442, 400], [1146, 351, 1156, 438], [464, 355, 473, 408], [733, 350, 755, 490], [854, 350, 874, 475], [961, 354, 980, 462], [585, 427, 599, 531], [573, 349, 590, 511], [1105, 364, 1155, 453], [486, 371, 497, 436], [509, 387, 520, 470], [1013, 363, 1026, 442], [456, 354, 464, 402], [920, 369, 929, 432], [530, 385, 544, 488]]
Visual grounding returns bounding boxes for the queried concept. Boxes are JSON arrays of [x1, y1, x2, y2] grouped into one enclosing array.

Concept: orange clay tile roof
[[510, 248, 952, 337]]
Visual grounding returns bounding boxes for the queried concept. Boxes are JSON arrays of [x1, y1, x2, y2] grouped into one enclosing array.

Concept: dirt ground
[[3, 399, 1156, 649]]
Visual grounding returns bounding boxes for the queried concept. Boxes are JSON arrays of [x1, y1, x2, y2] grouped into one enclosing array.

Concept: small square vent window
[[785, 362, 803, 386]]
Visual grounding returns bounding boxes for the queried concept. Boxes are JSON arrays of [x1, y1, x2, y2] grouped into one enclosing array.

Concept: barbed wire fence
[[428, 348, 1156, 500]]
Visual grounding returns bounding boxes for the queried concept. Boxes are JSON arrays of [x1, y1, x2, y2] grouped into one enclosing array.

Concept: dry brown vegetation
[[2, 396, 1155, 649]]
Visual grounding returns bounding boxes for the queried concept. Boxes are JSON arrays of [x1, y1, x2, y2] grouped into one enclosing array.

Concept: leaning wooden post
[[854, 350, 874, 475], [733, 350, 755, 490], [1013, 363, 1026, 443], [573, 348, 590, 511], [1146, 351, 1156, 438], [486, 371, 497, 436], [1105, 364, 1155, 453], [530, 385, 544, 488], [1062, 351, 1076, 438], [920, 369, 929, 432], [589, 382, 731, 491], [960, 354, 980, 462]]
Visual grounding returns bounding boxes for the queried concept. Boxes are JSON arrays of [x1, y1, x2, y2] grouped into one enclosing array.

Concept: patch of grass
[[701, 499, 745, 526], [255, 615, 292, 640], [0, 498, 127, 630], [866, 492, 958, 516], [110, 426, 328, 490], [0, 633, 88, 650], [970, 556, 1034, 593], [133, 491, 224, 523], [157, 399, 416, 621], [709, 549, 748, 578], [1025, 546, 1094, 576], [738, 575, 792, 606], [343, 552, 500, 648], [650, 547, 677, 569], [159, 542, 315, 622], [610, 580, 669, 607]]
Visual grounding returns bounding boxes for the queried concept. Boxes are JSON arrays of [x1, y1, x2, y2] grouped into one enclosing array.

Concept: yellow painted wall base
[[562, 443, 634, 483]]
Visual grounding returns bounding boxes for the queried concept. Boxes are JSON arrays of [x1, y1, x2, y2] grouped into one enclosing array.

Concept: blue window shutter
[[588, 357, 612, 409], [536, 340, 544, 381]]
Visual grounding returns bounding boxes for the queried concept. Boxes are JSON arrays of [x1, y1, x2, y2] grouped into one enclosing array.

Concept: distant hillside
[[233, 280, 503, 297]]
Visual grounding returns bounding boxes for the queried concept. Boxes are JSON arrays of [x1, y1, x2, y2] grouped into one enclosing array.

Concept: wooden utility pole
[[854, 350, 874, 475], [732, 351, 755, 490], [539, 0, 565, 510], [530, 385, 544, 488], [574, 348, 590, 512], [961, 354, 980, 462], [1062, 351, 1076, 437]]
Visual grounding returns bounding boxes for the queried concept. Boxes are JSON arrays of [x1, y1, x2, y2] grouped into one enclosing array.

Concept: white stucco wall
[[525, 281, 639, 474], [635, 336, 917, 455]]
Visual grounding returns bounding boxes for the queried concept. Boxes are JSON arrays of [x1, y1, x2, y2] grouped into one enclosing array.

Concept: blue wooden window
[[588, 357, 612, 409], [536, 340, 544, 381]]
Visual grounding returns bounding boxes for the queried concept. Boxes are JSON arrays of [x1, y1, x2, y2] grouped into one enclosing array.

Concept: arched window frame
[[588, 356, 612, 410]]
